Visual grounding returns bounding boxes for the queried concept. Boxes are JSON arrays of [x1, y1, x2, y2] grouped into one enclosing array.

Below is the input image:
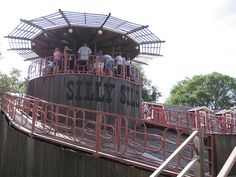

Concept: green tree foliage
[[0, 42, 2, 59], [0, 68, 26, 104], [139, 65, 161, 102], [166, 72, 236, 110]]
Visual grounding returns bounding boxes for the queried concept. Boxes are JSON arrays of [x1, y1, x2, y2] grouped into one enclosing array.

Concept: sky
[[0, 0, 236, 103]]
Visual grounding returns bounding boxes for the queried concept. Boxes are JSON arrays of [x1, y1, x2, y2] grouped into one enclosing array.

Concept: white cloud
[[142, 0, 236, 102], [0, 0, 236, 103]]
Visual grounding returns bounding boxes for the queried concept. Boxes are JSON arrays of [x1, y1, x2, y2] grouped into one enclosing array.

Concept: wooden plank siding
[[27, 74, 142, 118], [0, 112, 159, 177]]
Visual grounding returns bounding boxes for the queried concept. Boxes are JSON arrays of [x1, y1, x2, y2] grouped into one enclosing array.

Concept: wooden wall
[[213, 134, 236, 176], [0, 112, 166, 177], [27, 74, 141, 118]]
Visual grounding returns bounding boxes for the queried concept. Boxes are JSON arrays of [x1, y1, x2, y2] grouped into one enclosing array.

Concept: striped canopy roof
[[6, 9, 164, 63]]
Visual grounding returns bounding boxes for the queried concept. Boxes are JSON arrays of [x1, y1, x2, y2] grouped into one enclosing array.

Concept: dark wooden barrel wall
[[27, 74, 142, 118], [0, 112, 159, 177]]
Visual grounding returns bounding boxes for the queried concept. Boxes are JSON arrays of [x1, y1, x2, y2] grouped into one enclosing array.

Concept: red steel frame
[[27, 54, 141, 85], [142, 102, 236, 135], [1, 92, 215, 176]]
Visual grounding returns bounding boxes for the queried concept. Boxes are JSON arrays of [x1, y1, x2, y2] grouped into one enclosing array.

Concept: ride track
[[1, 92, 214, 176]]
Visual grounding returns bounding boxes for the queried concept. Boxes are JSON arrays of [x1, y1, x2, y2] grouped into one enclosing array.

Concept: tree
[[0, 73, 12, 93], [165, 72, 236, 110], [9, 68, 26, 93], [0, 43, 2, 59], [0, 68, 26, 104], [139, 65, 162, 102], [0, 41, 3, 60]]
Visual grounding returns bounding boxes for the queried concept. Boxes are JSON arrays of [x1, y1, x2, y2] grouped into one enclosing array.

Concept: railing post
[[39, 58, 42, 77], [31, 100, 38, 136], [95, 112, 101, 156], [150, 131, 199, 177], [193, 129, 205, 177]]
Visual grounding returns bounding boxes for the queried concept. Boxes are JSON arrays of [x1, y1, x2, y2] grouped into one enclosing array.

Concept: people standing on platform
[[143, 102, 152, 120], [95, 50, 104, 73], [63, 45, 73, 71], [43, 59, 54, 74], [53, 47, 62, 73], [104, 54, 113, 75], [130, 61, 137, 81], [125, 57, 131, 78], [64, 45, 72, 55], [114, 53, 124, 76], [77, 43, 92, 71]]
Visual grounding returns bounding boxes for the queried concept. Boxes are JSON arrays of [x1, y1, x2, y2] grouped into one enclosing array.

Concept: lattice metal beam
[[59, 9, 71, 26], [7, 10, 164, 61], [4, 36, 31, 41], [101, 13, 111, 28], [7, 48, 32, 51], [140, 40, 165, 45], [126, 25, 149, 35], [24, 57, 40, 61], [20, 19, 58, 39], [20, 19, 45, 31], [42, 16, 57, 25], [90, 13, 111, 43]]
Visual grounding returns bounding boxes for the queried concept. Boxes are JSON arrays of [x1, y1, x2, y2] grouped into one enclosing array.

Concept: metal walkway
[[1, 92, 215, 176]]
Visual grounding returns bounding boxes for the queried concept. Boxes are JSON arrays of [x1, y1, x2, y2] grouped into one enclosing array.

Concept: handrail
[[1, 92, 213, 176], [177, 156, 199, 177], [27, 54, 141, 84], [150, 130, 205, 177], [217, 146, 236, 177], [142, 102, 236, 135]]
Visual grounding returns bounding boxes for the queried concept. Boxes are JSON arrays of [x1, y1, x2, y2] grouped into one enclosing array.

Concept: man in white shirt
[[77, 43, 92, 71], [78, 43, 92, 60], [115, 53, 124, 76]]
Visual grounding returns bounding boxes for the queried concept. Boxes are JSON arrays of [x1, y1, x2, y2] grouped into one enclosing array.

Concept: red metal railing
[[142, 102, 236, 135], [1, 92, 214, 176], [27, 54, 141, 84]]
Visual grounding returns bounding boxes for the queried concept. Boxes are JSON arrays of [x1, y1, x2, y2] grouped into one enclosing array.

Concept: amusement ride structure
[[1, 9, 236, 177]]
